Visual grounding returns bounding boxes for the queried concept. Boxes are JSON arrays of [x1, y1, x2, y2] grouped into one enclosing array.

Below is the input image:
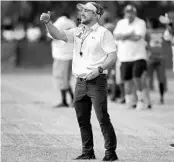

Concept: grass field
[[1, 68, 174, 162]]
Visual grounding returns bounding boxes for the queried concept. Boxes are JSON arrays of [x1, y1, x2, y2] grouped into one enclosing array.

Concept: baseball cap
[[77, 2, 104, 16], [124, 4, 137, 13]]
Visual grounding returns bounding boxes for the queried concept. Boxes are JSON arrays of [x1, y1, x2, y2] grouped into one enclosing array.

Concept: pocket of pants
[[96, 75, 107, 91], [74, 81, 86, 101]]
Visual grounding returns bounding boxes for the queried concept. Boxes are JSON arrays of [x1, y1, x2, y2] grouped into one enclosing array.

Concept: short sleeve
[[113, 21, 122, 35], [135, 20, 146, 37], [101, 29, 117, 54]]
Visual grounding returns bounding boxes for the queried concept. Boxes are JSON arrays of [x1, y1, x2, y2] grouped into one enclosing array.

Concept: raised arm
[[40, 11, 68, 42]]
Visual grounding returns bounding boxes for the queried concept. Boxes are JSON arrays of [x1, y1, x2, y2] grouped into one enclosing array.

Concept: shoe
[[116, 98, 125, 104], [126, 103, 136, 109], [74, 153, 96, 160], [120, 98, 126, 104], [147, 104, 152, 109], [53, 102, 68, 108], [110, 95, 116, 101], [102, 153, 118, 161], [136, 100, 145, 111]]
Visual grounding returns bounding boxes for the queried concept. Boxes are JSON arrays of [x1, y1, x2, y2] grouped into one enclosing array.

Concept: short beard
[[81, 19, 91, 25]]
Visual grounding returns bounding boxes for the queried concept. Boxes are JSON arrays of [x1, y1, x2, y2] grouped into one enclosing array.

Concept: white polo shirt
[[48, 16, 76, 60], [64, 23, 116, 78], [113, 17, 147, 62]]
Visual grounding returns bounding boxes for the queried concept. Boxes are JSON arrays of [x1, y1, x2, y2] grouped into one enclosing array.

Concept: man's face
[[125, 11, 136, 22], [80, 8, 96, 24]]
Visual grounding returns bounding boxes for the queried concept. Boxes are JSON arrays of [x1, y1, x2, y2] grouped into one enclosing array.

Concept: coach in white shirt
[[113, 4, 148, 110], [40, 2, 118, 161], [48, 13, 76, 108]]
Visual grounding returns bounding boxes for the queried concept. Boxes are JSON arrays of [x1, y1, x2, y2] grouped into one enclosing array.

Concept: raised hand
[[40, 11, 51, 24]]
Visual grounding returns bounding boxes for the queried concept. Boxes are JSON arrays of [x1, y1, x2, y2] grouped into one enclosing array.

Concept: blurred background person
[[161, 11, 174, 71], [114, 4, 149, 110], [47, 12, 76, 108], [146, 18, 167, 104]]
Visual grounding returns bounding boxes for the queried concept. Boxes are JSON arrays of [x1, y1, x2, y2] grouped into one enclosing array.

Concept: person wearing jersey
[[146, 18, 167, 104]]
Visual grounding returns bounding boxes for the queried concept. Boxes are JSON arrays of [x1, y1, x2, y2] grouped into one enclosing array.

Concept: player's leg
[[66, 60, 74, 105], [115, 61, 125, 103], [148, 60, 156, 91], [156, 59, 166, 104], [133, 59, 148, 110], [52, 59, 69, 107], [121, 61, 135, 108]]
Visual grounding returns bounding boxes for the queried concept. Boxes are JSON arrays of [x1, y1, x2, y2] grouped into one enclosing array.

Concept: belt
[[78, 77, 87, 82], [77, 74, 106, 82]]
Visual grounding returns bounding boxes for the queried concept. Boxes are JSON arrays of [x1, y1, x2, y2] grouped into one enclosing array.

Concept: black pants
[[74, 74, 117, 156]]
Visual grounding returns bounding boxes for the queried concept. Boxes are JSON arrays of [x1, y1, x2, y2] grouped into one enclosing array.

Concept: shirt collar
[[90, 22, 99, 31], [79, 22, 99, 31], [126, 17, 137, 24]]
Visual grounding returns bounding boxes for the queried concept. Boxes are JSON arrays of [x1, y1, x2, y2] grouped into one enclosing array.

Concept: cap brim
[[77, 3, 85, 11]]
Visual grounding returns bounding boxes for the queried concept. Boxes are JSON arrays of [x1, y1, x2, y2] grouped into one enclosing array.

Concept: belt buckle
[[79, 77, 86, 82]]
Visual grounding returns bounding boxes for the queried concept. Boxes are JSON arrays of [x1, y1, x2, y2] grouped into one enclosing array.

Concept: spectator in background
[[26, 23, 41, 42], [113, 4, 149, 110], [161, 11, 174, 71], [13, 22, 26, 67], [2, 17, 14, 41], [113, 20, 126, 103], [47, 12, 76, 108], [146, 18, 167, 104]]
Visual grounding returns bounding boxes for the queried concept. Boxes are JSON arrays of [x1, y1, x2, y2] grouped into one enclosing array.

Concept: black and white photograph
[[1, 0, 174, 161]]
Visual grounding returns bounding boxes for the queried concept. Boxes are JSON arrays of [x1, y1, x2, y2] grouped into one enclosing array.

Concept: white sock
[[136, 91, 143, 101], [125, 94, 133, 104], [142, 88, 151, 105]]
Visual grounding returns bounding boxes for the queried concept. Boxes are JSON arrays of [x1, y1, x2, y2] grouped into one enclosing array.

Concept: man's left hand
[[86, 68, 100, 80]]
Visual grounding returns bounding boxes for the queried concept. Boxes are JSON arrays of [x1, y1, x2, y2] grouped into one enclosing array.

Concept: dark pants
[[148, 58, 166, 85], [74, 74, 117, 156], [121, 59, 147, 81]]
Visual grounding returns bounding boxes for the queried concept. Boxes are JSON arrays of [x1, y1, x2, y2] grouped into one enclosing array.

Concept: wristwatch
[[98, 66, 104, 73]]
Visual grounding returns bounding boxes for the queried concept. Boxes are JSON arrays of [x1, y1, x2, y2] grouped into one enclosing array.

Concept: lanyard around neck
[[79, 29, 93, 56]]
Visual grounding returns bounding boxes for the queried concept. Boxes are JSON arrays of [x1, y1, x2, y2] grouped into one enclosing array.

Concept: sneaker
[[74, 153, 96, 160], [116, 98, 125, 104], [136, 100, 145, 111], [120, 98, 126, 104], [102, 153, 118, 161], [147, 104, 152, 109], [126, 103, 136, 109], [53, 102, 69, 108]]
